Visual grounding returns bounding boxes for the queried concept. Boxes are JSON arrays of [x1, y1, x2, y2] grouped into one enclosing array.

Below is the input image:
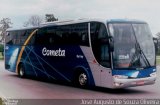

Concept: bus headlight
[[113, 75, 128, 79], [150, 72, 156, 77]]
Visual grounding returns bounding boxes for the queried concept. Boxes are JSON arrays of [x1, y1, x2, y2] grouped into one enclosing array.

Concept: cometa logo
[[42, 47, 65, 57]]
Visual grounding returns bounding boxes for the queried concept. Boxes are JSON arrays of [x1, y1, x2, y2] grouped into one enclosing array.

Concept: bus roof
[[7, 18, 147, 31], [107, 19, 147, 24]]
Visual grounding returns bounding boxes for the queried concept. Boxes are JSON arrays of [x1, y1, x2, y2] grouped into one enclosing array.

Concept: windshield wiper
[[129, 41, 151, 68], [139, 45, 151, 67], [129, 24, 151, 68], [129, 44, 140, 67]]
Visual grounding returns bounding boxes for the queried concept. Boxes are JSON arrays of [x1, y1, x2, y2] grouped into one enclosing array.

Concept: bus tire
[[18, 64, 25, 78], [75, 71, 88, 88]]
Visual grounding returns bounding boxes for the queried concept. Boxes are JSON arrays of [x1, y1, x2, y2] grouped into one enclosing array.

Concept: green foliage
[[0, 44, 4, 59], [0, 98, 2, 105], [157, 49, 160, 55], [0, 18, 12, 43], [0, 44, 4, 52], [156, 56, 160, 65]]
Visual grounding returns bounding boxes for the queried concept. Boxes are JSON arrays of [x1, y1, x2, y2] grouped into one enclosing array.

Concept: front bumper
[[113, 76, 156, 88]]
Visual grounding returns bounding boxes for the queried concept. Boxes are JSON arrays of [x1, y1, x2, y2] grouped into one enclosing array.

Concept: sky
[[0, 0, 159, 36]]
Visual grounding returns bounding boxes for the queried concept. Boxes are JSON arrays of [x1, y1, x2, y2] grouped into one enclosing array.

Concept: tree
[[156, 32, 160, 38], [156, 32, 160, 55], [153, 37, 158, 55], [24, 15, 43, 27], [0, 18, 12, 43], [45, 14, 58, 22]]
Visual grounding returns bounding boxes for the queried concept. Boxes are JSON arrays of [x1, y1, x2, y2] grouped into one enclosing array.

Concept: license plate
[[136, 81, 144, 85]]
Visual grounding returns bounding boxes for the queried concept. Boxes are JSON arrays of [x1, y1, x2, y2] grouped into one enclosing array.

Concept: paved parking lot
[[0, 60, 159, 101]]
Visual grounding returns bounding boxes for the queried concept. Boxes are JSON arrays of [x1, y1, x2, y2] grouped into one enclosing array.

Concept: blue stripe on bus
[[5, 45, 95, 86], [112, 67, 156, 78]]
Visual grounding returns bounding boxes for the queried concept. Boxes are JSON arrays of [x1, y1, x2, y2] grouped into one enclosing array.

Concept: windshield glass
[[109, 23, 155, 69]]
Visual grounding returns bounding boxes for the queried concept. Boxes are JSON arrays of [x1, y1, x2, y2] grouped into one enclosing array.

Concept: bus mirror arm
[[108, 35, 112, 39], [108, 36, 114, 52]]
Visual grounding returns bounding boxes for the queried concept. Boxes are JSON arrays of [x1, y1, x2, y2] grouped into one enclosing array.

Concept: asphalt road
[[0, 60, 160, 104]]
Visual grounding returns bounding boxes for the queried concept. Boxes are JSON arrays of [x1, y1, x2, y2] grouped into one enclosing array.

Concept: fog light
[[114, 82, 124, 87]]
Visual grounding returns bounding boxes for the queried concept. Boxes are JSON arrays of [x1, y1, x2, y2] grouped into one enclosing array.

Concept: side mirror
[[108, 36, 114, 52], [100, 38, 109, 44]]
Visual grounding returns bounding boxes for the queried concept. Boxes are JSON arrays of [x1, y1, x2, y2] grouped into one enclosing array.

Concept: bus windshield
[[109, 23, 155, 69]]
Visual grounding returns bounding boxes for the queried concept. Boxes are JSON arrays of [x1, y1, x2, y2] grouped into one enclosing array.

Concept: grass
[[156, 56, 160, 65], [0, 98, 2, 105], [0, 52, 4, 60], [0, 98, 6, 105]]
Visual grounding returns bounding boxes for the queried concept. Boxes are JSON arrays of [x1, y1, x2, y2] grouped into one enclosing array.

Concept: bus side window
[[6, 32, 13, 45], [69, 32, 80, 45], [35, 28, 48, 45], [56, 23, 89, 46], [70, 23, 89, 46], [61, 32, 69, 45], [81, 32, 89, 46], [46, 26, 62, 45], [28, 29, 36, 45]]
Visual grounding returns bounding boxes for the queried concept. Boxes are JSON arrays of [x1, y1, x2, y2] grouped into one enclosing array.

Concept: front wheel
[[18, 64, 25, 78], [76, 71, 88, 87]]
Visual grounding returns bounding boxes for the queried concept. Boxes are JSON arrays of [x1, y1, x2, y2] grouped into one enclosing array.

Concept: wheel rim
[[79, 73, 87, 86], [19, 67, 24, 77]]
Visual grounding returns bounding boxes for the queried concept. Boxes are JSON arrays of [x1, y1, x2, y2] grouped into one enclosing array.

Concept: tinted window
[[90, 22, 110, 68], [6, 29, 34, 45], [5, 31, 13, 45], [35, 23, 89, 46], [35, 27, 59, 45], [59, 23, 89, 46]]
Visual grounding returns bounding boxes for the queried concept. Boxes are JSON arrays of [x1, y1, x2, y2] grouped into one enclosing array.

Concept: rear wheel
[[18, 64, 25, 78]]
